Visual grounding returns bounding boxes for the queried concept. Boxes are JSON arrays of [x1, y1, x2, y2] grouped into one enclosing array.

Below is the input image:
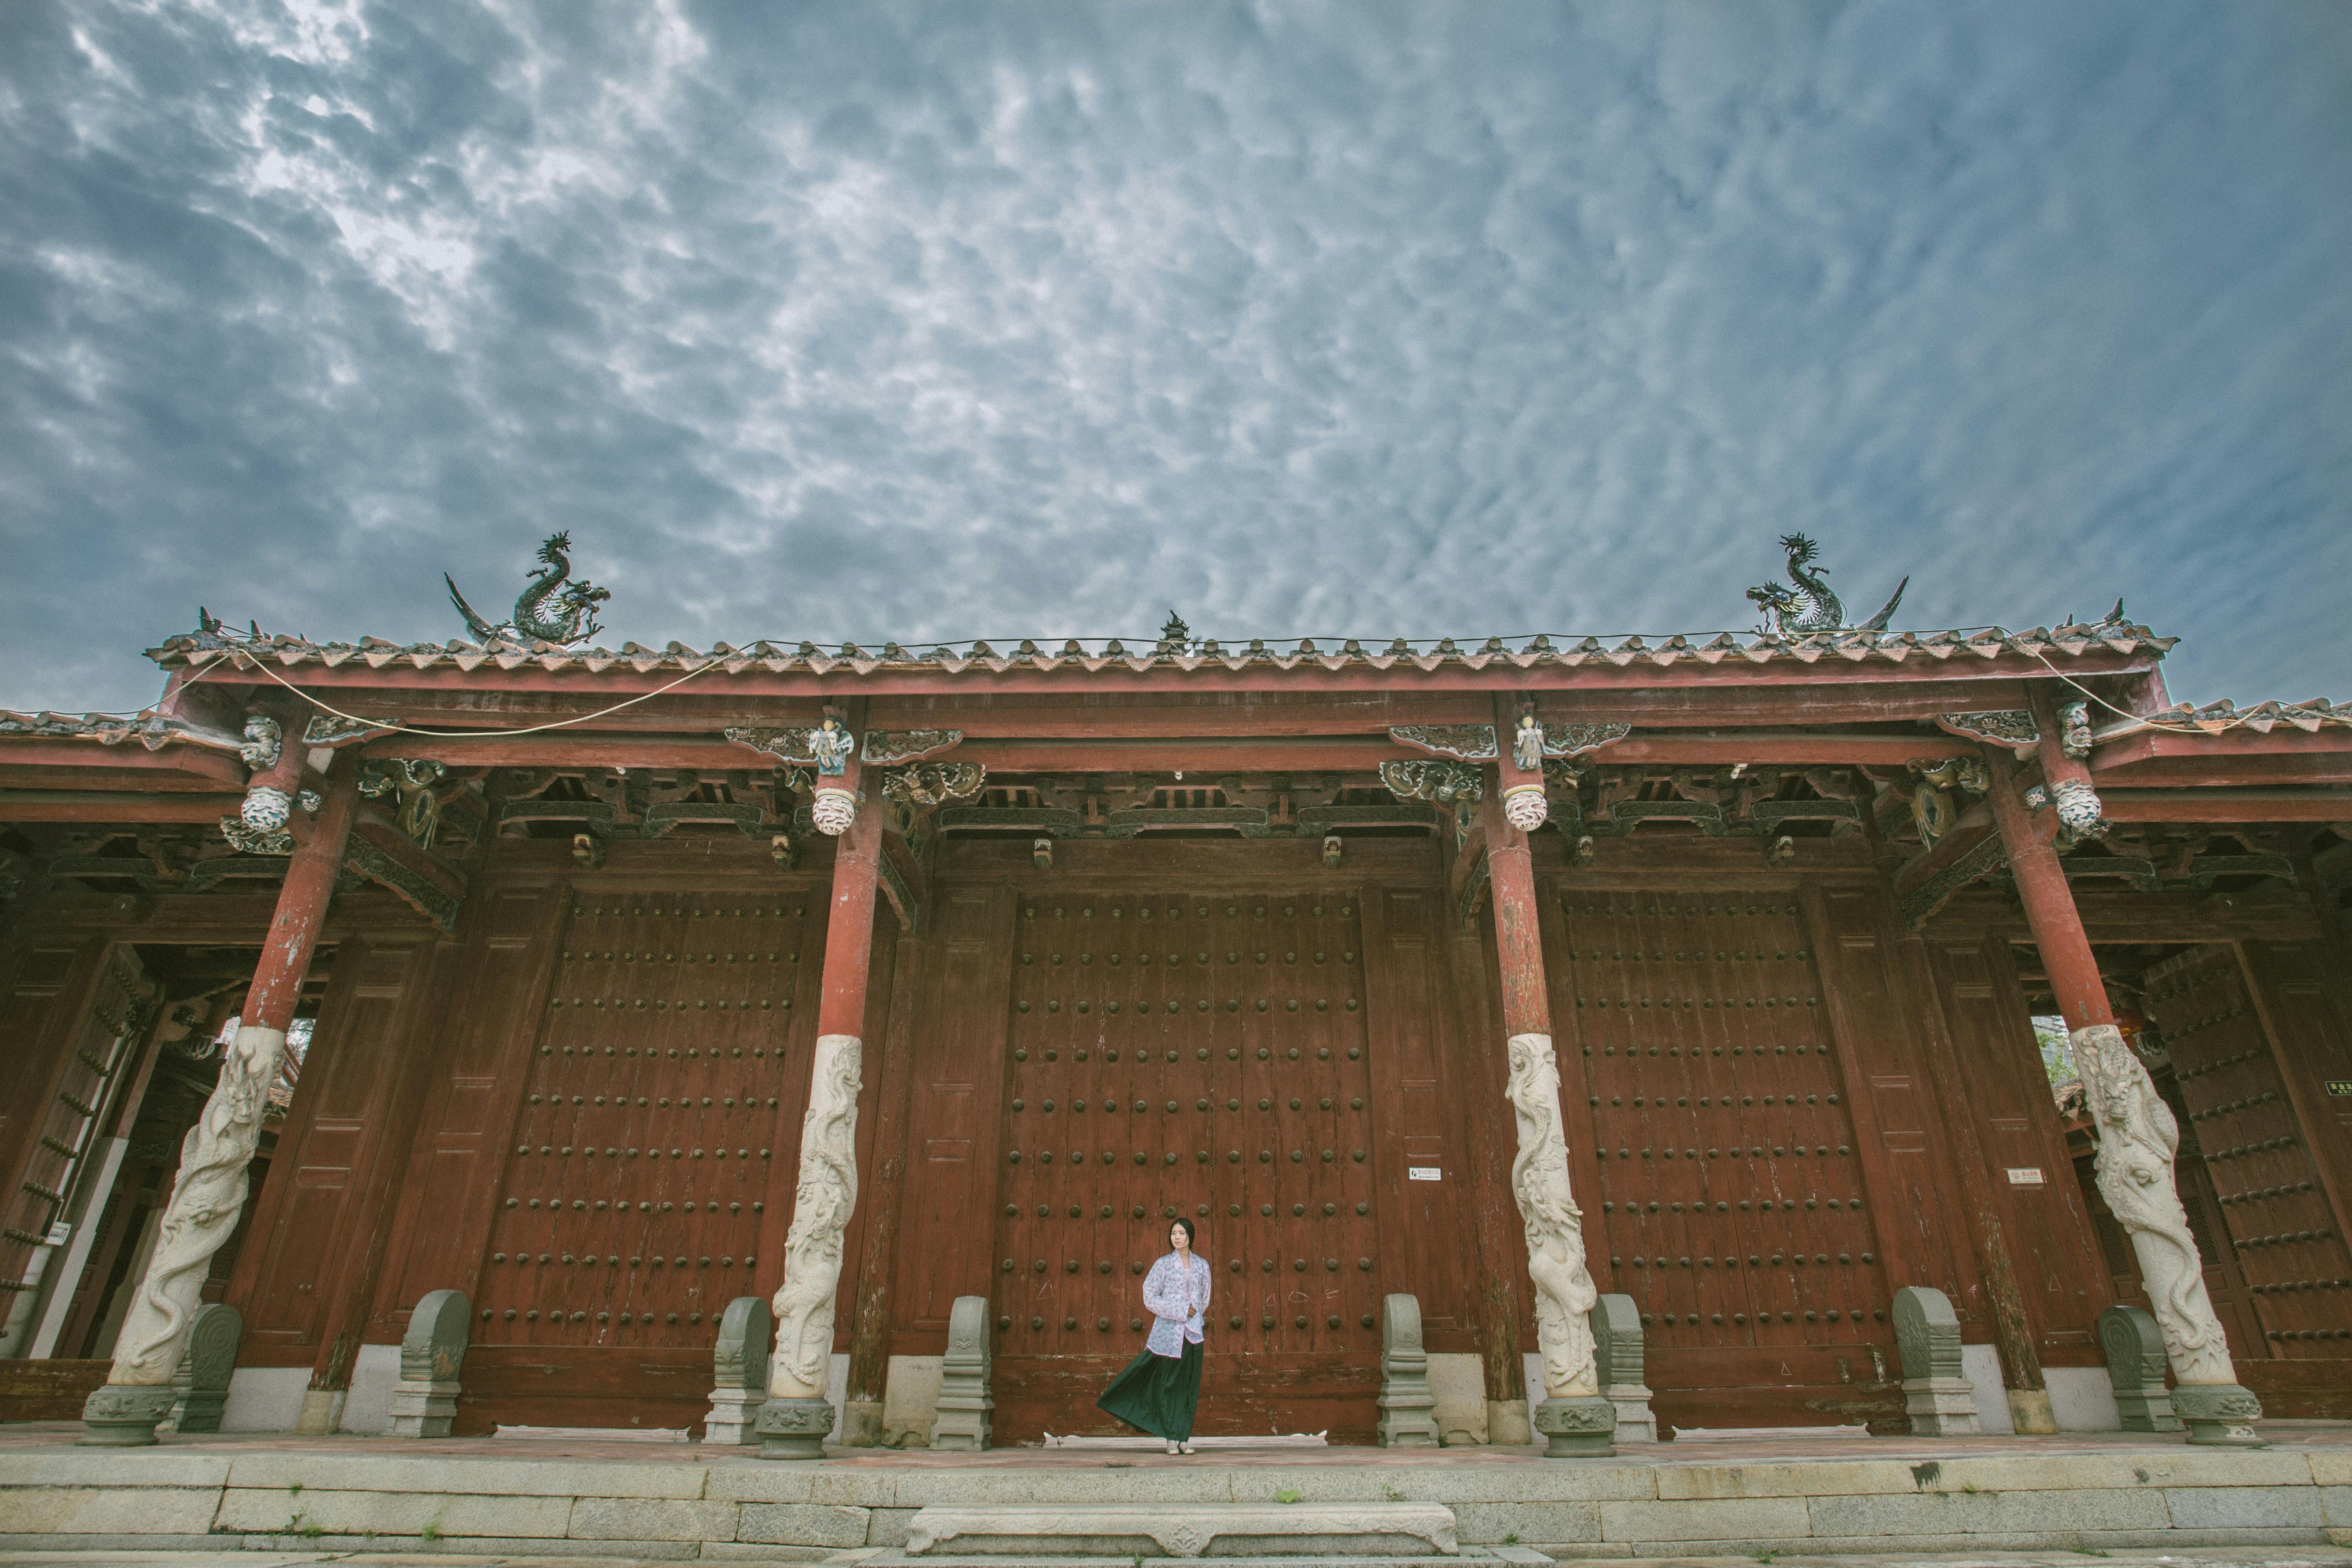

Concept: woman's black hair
[[1169, 1216, 1197, 1246]]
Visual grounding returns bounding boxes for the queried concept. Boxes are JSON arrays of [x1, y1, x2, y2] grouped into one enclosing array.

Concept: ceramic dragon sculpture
[[446, 532, 611, 644], [1745, 533, 1908, 636]]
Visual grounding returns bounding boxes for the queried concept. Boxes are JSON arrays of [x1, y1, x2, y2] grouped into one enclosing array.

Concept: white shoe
[[1165, 1439, 1181, 1454], [1179, 1441, 1196, 1454]]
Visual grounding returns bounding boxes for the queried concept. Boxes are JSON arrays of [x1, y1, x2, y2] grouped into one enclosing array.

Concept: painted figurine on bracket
[[1096, 1216, 1211, 1454], [1512, 700, 1547, 773], [809, 714, 855, 777]]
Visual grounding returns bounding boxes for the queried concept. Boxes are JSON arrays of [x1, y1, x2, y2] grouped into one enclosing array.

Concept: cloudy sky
[[3, 0, 2346, 714]]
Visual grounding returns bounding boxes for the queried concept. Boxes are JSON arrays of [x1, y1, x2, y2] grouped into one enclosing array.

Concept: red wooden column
[[1983, 746, 2112, 1031], [760, 730, 886, 1458], [1985, 737, 2262, 1443], [1479, 752, 1615, 1455], [80, 756, 359, 1446]]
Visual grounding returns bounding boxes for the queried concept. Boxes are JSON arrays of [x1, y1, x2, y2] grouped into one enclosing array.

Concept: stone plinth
[[162, 1302, 240, 1435], [387, 1289, 469, 1438], [757, 1394, 834, 1460], [1531, 1394, 1616, 1458], [2173, 1381, 2266, 1448], [704, 1295, 771, 1445], [903, 1501, 1459, 1558], [1590, 1293, 1655, 1443], [1377, 1293, 1442, 1448], [2098, 1303, 2182, 1434], [928, 1295, 993, 1452], [1893, 1285, 1979, 1437]]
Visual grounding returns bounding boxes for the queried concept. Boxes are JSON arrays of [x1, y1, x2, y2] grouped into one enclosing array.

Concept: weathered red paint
[[1982, 747, 2114, 1030], [1481, 786, 1552, 1041], [242, 759, 360, 1034], [816, 784, 885, 1040]]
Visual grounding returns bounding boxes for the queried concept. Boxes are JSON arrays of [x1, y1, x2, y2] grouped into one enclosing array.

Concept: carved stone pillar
[[759, 802, 883, 1459], [1985, 745, 2263, 1447], [1482, 789, 1613, 1457], [80, 760, 356, 1447]]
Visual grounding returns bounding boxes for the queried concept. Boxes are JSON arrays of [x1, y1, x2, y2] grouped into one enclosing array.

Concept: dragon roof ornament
[[1745, 534, 1909, 637], [445, 532, 611, 646]]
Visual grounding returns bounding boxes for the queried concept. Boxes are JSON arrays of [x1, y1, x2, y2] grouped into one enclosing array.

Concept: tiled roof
[[2137, 698, 2352, 733], [147, 621, 2177, 677], [0, 708, 197, 748]]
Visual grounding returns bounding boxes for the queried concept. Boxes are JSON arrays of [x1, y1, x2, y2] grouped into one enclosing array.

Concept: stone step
[[897, 1500, 1463, 1558]]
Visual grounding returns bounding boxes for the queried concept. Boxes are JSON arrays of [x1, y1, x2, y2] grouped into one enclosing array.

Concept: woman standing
[[1096, 1217, 1211, 1454]]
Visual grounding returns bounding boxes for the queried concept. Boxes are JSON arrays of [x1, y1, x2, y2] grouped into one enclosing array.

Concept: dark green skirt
[[1095, 1338, 1202, 1442]]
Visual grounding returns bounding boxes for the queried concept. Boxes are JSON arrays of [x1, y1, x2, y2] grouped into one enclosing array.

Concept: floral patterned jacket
[[1141, 1251, 1212, 1358]]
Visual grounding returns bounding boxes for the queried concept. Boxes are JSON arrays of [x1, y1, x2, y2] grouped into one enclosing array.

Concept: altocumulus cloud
[[1, 0, 2346, 711]]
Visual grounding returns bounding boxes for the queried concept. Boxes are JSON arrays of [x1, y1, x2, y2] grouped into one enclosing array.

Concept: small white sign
[[2005, 1168, 2045, 1186], [43, 1221, 71, 1246], [1408, 1166, 1442, 1182]]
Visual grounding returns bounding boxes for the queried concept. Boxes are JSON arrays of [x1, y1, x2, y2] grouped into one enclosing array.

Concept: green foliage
[[1275, 1489, 1302, 1504]]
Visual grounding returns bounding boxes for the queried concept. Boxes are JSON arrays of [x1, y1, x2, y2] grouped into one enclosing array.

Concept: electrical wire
[[187, 647, 729, 739]]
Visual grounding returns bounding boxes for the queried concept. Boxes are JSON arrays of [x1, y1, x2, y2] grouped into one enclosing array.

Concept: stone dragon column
[[1480, 744, 1615, 1457], [1985, 725, 2262, 1446], [758, 761, 883, 1459], [80, 753, 358, 1446]]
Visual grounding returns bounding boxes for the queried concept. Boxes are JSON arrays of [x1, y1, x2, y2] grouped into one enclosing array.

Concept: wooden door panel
[[2143, 946, 2352, 1360], [1545, 888, 1902, 1431], [993, 888, 1377, 1439]]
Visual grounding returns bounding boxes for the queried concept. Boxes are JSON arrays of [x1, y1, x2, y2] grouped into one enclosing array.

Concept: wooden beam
[[2092, 727, 2352, 786], [0, 749, 247, 790], [0, 792, 245, 824], [349, 808, 468, 903], [1891, 801, 1997, 901], [2095, 788, 2352, 823]]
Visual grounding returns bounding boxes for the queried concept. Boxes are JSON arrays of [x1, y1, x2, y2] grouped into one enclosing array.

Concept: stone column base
[[757, 1396, 834, 1460], [1486, 1397, 1532, 1446], [1533, 1394, 1617, 1457], [79, 1383, 178, 1447], [838, 1398, 884, 1448], [386, 1378, 460, 1438], [704, 1389, 766, 1445], [2173, 1383, 2264, 1447], [1903, 1376, 1981, 1437], [295, 1387, 346, 1435], [2006, 1388, 2057, 1434]]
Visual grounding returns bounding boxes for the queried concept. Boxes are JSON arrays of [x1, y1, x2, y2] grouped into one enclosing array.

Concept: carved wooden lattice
[[1543, 890, 1898, 1430], [476, 897, 820, 1353], [993, 891, 1378, 1436], [2141, 946, 2352, 1360]]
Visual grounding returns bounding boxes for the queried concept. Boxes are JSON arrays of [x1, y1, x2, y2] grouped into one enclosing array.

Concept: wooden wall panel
[[2240, 939, 2352, 1248], [892, 886, 1017, 1346], [225, 934, 450, 1370], [377, 883, 567, 1327], [1919, 934, 2112, 1362], [1359, 887, 1478, 1341], [1806, 887, 1981, 1322]]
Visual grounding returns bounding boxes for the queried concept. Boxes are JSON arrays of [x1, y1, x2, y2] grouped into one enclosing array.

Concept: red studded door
[[462, 892, 823, 1432], [2141, 946, 2352, 1362], [1544, 889, 1902, 1433], [990, 889, 1382, 1441]]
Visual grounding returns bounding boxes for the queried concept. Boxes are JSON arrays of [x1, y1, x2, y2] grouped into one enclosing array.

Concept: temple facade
[[2, 544, 2347, 1448]]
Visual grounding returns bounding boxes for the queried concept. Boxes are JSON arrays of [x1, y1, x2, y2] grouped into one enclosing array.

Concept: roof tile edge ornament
[[862, 729, 962, 766], [1936, 710, 2040, 756], [443, 532, 611, 647], [302, 714, 398, 748], [1390, 725, 1500, 761], [1745, 533, 1908, 636]]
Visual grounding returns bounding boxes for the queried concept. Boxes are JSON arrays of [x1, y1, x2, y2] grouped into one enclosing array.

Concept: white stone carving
[[2074, 1023, 2235, 1386], [1502, 784, 1548, 833], [1504, 1032, 1600, 1397], [811, 787, 858, 837], [2052, 778, 2105, 838], [240, 786, 292, 832], [110, 1024, 288, 1383], [768, 1032, 862, 1397]]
